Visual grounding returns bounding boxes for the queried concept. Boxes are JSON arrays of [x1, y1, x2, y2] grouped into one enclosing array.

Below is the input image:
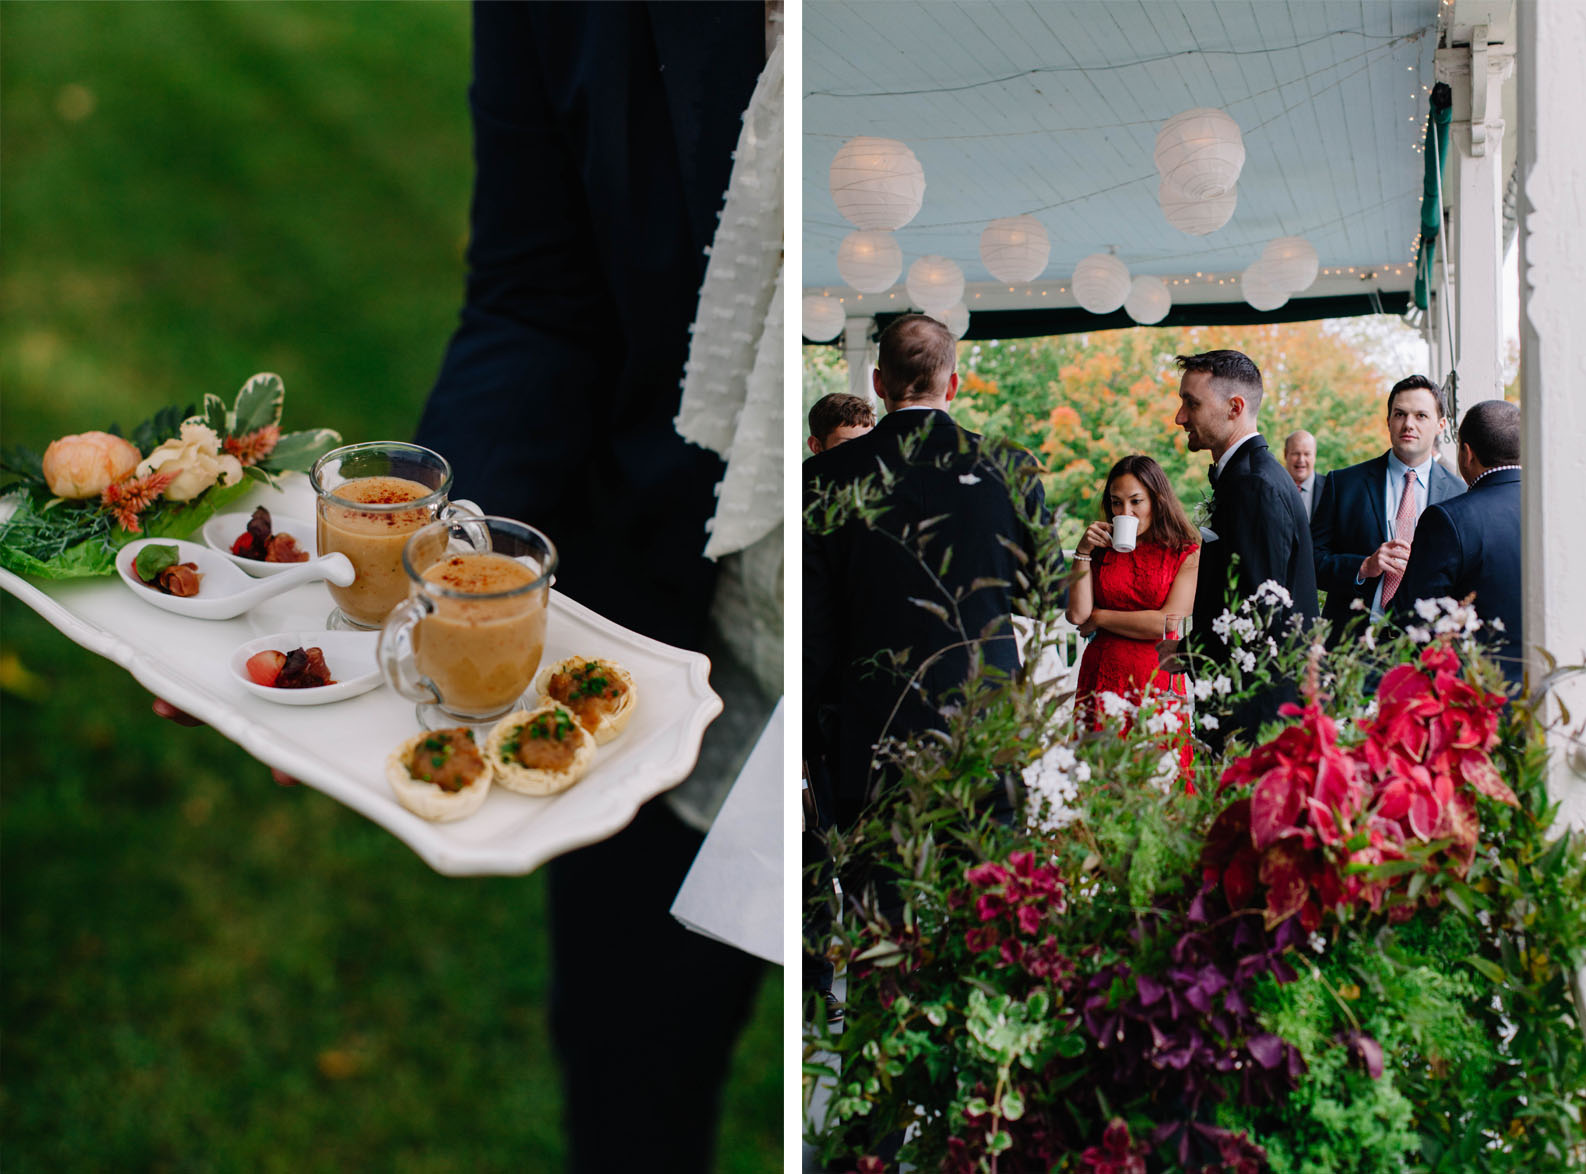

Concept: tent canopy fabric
[[805, 0, 1441, 333]]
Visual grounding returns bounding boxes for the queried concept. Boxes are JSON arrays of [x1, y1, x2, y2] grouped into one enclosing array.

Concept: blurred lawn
[[0, 4, 782, 1170]]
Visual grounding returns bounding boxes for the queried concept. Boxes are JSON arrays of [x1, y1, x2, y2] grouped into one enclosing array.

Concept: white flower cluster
[[1098, 691, 1135, 719], [1211, 607, 1258, 643], [1024, 744, 1090, 833], [1232, 647, 1257, 673], [1144, 708, 1183, 736], [1412, 596, 1484, 640], [1192, 674, 1233, 701], [1148, 750, 1181, 794], [1251, 580, 1294, 609]]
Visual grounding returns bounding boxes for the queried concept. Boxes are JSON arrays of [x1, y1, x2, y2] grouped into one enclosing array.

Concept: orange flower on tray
[[223, 423, 281, 467], [100, 470, 179, 534]]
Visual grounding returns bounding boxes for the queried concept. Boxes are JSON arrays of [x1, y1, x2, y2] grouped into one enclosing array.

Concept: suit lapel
[[1428, 460, 1460, 504], [1366, 453, 1390, 542]]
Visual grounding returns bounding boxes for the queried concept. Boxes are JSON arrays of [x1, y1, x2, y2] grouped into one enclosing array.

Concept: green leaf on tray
[[260, 428, 342, 473], [201, 393, 230, 438], [133, 543, 180, 582], [232, 372, 285, 435], [129, 403, 197, 455], [0, 477, 252, 580], [0, 444, 46, 489]]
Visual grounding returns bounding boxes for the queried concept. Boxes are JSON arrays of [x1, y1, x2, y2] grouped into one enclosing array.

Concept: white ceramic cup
[[1111, 514, 1139, 552]]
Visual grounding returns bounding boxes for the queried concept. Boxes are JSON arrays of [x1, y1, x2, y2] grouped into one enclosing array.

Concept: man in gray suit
[[1284, 429, 1319, 520], [1311, 375, 1465, 638]]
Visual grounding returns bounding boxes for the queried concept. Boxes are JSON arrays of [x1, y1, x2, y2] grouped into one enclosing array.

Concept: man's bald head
[[1283, 429, 1316, 487], [873, 314, 958, 409]]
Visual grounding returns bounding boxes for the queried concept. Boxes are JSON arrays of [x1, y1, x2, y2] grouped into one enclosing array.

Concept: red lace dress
[[1074, 540, 1198, 782]]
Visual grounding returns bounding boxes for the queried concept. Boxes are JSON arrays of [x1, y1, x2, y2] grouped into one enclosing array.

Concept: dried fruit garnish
[[275, 646, 335, 688], [230, 506, 308, 563]]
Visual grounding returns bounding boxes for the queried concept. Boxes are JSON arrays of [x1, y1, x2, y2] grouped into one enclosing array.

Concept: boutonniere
[[1190, 486, 1215, 530]]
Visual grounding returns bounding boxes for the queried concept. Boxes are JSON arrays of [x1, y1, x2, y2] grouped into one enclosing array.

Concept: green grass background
[[0, 4, 782, 1169]]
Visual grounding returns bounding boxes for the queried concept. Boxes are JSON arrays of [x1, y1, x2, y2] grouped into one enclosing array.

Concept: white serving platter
[[0, 475, 722, 877]]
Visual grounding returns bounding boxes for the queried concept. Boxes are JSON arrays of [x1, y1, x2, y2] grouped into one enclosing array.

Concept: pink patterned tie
[[1380, 469, 1418, 606]]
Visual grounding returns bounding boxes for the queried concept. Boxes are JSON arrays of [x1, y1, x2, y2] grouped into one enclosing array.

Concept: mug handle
[[444, 498, 483, 519], [378, 595, 442, 705]]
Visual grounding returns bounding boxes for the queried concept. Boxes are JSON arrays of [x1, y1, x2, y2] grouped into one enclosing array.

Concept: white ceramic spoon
[[202, 510, 320, 578], [115, 537, 355, 620]]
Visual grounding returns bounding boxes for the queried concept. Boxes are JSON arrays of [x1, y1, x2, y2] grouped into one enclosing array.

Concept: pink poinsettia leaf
[[1250, 771, 1308, 849], [1458, 750, 1518, 805], [1258, 843, 1311, 928]]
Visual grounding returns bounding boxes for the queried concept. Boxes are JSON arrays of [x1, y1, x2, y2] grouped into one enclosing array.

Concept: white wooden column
[[1438, 28, 1514, 406], [842, 316, 875, 403], [1517, 0, 1586, 832]]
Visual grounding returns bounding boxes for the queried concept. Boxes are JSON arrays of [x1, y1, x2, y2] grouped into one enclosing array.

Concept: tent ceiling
[[804, 0, 1442, 319]]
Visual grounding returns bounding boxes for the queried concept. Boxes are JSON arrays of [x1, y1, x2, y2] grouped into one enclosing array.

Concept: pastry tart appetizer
[[386, 727, 492, 822], [485, 702, 597, 796], [534, 656, 636, 745]]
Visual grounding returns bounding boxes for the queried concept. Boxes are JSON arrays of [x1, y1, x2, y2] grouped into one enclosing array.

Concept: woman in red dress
[[1068, 455, 1200, 773]]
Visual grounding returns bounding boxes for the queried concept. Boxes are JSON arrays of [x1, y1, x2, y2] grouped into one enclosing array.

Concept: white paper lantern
[[1241, 261, 1289, 313], [836, 230, 903, 293], [802, 294, 845, 341], [1154, 108, 1245, 201], [979, 215, 1050, 284], [1261, 236, 1320, 293], [1158, 178, 1237, 236], [1071, 253, 1132, 315], [1124, 276, 1172, 325], [828, 137, 926, 231], [906, 254, 965, 313], [927, 302, 970, 338]]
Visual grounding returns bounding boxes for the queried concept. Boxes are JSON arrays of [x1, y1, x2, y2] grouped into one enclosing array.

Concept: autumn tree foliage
[[950, 321, 1399, 534]]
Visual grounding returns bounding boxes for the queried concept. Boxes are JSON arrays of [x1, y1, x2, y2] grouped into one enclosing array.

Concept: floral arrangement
[[806, 595, 1586, 1174], [0, 374, 340, 579]]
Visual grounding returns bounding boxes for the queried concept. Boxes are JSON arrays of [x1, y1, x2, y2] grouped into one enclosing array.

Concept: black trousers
[[549, 799, 767, 1173]]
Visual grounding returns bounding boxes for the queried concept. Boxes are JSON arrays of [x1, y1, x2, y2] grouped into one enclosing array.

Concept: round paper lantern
[[927, 302, 971, 338], [836, 229, 903, 293], [1071, 253, 1132, 315], [1241, 261, 1289, 313], [1154, 108, 1245, 201], [829, 137, 926, 231], [1158, 178, 1237, 236], [1124, 275, 1172, 325], [1261, 236, 1320, 293], [906, 254, 965, 314], [979, 215, 1050, 284], [802, 294, 845, 342]]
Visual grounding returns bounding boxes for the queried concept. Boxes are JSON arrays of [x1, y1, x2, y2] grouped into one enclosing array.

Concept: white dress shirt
[[1213, 430, 1260, 478], [1295, 471, 1317, 519]]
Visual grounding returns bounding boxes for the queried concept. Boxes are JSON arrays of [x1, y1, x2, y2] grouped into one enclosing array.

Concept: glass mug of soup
[[310, 442, 479, 630], [377, 515, 558, 730]]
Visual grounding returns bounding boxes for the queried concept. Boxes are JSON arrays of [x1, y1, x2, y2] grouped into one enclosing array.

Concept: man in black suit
[[414, 6, 770, 1171], [1174, 350, 1319, 745], [1393, 400, 1524, 693], [803, 314, 1050, 832], [1311, 375, 1465, 640]]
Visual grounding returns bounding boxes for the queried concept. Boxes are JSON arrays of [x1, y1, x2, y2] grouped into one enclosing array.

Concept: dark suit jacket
[[413, 2, 764, 653], [1392, 467, 1523, 693], [803, 409, 1049, 829], [1190, 434, 1320, 741], [1311, 452, 1465, 635]]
